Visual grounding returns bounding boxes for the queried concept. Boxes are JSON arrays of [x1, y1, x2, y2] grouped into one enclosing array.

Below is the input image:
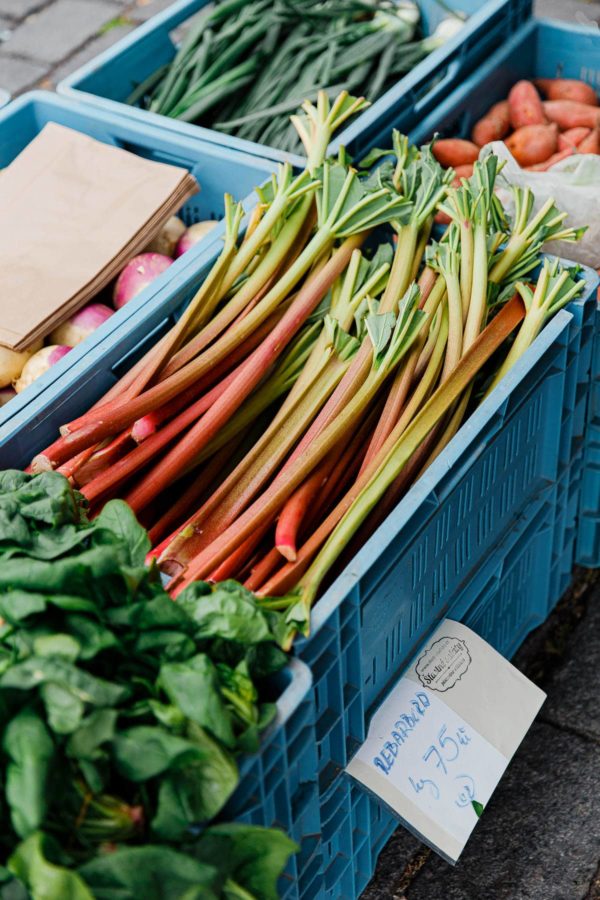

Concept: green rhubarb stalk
[[486, 259, 585, 394], [427, 225, 462, 379], [278, 294, 525, 641], [167, 284, 427, 587]]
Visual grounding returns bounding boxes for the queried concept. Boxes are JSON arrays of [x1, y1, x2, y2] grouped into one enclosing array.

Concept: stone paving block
[[403, 722, 600, 900], [5, 0, 116, 64], [0, 52, 47, 92], [49, 19, 135, 85], [129, 0, 185, 22], [0, 0, 47, 20], [542, 585, 600, 742], [361, 827, 423, 900]]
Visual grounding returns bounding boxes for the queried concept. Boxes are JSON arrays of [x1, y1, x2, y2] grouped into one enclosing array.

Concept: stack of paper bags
[[0, 122, 199, 350]]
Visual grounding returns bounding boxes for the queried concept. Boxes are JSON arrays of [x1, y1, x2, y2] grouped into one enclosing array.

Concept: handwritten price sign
[[346, 621, 545, 863]]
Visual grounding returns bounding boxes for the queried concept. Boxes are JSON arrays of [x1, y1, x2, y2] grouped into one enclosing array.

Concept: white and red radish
[[113, 253, 173, 310], [50, 303, 114, 347]]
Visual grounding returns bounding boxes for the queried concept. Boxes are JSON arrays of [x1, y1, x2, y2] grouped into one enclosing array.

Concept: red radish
[[535, 77, 598, 106], [113, 253, 173, 309], [146, 215, 186, 257], [558, 126, 591, 150], [508, 80, 546, 128], [0, 340, 41, 388], [432, 138, 479, 168], [50, 303, 114, 347], [14, 345, 72, 393], [471, 100, 511, 146], [544, 100, 600, 130], [175, 221, 218, 257], [505, 123, 558, 167], [0, 386, 16, 406]]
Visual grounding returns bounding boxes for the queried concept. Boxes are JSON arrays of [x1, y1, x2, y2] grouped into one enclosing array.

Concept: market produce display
[[30, 93, 586, 649], [0, 470, 295, 899], [130, 0, 465, 153], [432, 77, 600, 176]]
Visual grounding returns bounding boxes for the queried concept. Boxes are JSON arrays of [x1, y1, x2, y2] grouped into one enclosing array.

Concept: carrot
[[577, 125, 600, 154], [558, 126, 591, 150], [508, 80, 546, 128], [471, 100, 511, 146], [526, 146, 575, 171], [505, 123, 558, 167], [544, 100, 600, 130], [431, 138, 479, 168], [535, 77, 598, 107]]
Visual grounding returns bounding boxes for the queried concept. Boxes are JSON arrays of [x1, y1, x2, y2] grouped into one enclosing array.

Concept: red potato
[[544, 99, 600, 129], [535, 77, 598, 107], [505, 122, 558, 166], [577, 125, 600, 153], [471, 100, 511, 146], [431, 138, 480, 168], [508, 80, 546, 128], [558, 126, 591, 150], [526, 147, 575, 171]]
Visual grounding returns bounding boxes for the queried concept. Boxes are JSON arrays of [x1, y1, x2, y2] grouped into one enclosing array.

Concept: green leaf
[[3, 710, 54, 838], [159, 653, 236, 748], [0, 656, 129, 708], [472, 800, 484, 817], [134, 629, 196, 662], [94, 501, 150, 567], [177, 581, 275, 646], [151, 725, 238, 838], [64, 615, 118, 660], [66, 709, 118, 760], [106, 595, 193, 631], [9, 833, 93, 900], [33, 634, 81, 661], [40, 682, 85, 734], [194, 824, 298, 900], [78, 845, 219, 900], [112, 726, 199, 782], [365, 311, 396, 362]]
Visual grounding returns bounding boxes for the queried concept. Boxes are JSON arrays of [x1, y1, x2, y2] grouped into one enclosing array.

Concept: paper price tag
[[346, 621, 545, 863]]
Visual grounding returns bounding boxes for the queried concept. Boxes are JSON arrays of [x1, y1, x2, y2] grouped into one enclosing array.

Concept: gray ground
[[1, 0, 600, 897]]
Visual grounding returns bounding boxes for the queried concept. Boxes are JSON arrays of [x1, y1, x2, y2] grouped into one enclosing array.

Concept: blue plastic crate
[[225, 658, 322, 900], [313, 481, 569, 898], [577, 300, 600, 566], [0, 91, 277, 438], [58, 0, 531, 163], [0, 90, 10, 109]]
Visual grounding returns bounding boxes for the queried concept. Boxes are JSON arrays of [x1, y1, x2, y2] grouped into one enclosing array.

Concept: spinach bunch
[[0, 471, 295, 899]]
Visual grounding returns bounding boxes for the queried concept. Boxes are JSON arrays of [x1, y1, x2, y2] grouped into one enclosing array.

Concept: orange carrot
[[505, 123, 558, 167], [558, 126, 591, 150], [535, 77, 598, 107], [471, 100, 511, 146], [577, 125, 600, 154], [431, 138, 479, 168], [526, 146, 575, 171], [544, 100, 600, 130], [508, 80, 546, 128]]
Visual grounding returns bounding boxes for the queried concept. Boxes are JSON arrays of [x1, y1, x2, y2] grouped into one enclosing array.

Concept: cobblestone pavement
[[2, 0, 600, 898]]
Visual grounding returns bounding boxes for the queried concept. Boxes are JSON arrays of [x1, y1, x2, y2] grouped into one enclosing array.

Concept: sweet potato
[[471, 100, 511, 146], [431, 138, 480, 168], [535, 77, 598, 107], [508, 80, 546, 128], [558, 126, 591, 150], [505, 123, 558, 167], [544, 100, 600, 129], [526, 147, 575, 171], [577, 125, 600, 154]]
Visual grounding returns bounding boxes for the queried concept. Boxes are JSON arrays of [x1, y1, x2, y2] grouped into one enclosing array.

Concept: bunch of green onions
[[32, 92, 586, 649], [129, 0, 465, 153]]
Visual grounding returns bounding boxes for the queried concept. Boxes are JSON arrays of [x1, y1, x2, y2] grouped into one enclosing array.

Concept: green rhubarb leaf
[[366, 311, 397, 362]]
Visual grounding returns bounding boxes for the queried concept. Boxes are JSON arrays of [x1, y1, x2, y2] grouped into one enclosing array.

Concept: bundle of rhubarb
[[31, 92, 586, 648], [431, 77, 600, 177]]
